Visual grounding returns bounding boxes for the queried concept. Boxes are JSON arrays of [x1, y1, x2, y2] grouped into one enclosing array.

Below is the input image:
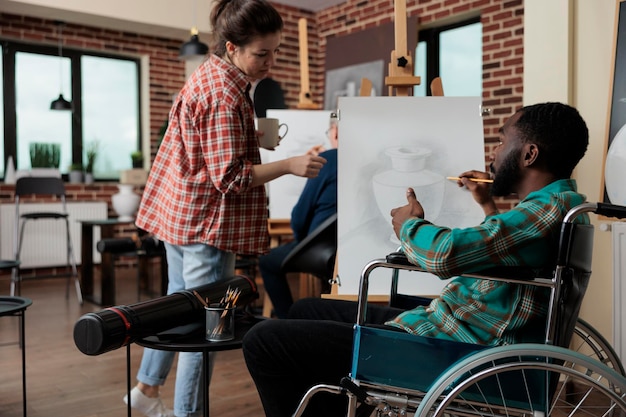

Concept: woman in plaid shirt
[[243, 102, 590, 417], [125, 1, 326, 417]]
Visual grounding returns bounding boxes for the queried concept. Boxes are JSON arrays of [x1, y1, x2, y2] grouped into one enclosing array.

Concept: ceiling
[[0, 0, 348, 40], [270, 0, 346, 12]]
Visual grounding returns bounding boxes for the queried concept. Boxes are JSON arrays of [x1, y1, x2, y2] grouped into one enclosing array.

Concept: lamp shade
[[179, 34, 209, 60], [50, 94, 72, 111]]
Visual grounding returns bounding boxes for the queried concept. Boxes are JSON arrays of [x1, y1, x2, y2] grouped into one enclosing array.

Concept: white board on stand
[[337, 96, 486, 296], [261, 109, 334, 219]]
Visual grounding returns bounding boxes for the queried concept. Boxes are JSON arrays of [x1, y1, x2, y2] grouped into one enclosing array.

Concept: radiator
[[0, 202, 108, 268]]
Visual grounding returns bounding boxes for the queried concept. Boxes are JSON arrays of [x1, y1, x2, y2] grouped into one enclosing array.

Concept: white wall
[[0, 0, 214, 40], [524, 0, 617, 340]]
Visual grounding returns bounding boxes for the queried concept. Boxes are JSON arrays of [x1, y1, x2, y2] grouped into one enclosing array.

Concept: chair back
[[549, 221, 594, 349], [15, 177, 66, 198], [281, 213, 337, 282]]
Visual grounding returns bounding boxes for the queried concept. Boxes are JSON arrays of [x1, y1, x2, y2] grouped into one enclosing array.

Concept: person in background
[[259, 114, 338, 318], [124, 1, 327, 417], [242, 102, 590, 417]]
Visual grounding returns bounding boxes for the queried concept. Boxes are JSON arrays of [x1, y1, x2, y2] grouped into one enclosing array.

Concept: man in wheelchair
[[242, 102, 590, 417]]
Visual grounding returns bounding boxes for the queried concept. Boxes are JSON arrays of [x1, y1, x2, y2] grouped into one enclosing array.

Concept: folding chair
[[10, 177, 83, 304]]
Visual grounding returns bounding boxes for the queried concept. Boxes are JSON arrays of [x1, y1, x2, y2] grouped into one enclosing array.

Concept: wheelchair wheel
[[572, 318, 626, 375], [415, 344, 626, 417]]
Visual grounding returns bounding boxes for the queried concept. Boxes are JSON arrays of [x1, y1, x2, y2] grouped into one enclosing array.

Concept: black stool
[[0, 264, 32, 417]]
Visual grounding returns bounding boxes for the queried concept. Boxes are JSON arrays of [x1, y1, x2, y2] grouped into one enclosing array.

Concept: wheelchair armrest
[[385, 251, 548, 281], [357, 253, 554, 325], [386, 251, 414, 266]]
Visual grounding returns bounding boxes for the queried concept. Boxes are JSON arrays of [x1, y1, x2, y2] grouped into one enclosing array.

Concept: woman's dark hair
[[514, 102, 589, 179], [210, 0, 283, 57]]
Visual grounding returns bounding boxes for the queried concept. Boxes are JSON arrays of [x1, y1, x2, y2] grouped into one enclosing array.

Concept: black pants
[[242, 298, 403, 417]]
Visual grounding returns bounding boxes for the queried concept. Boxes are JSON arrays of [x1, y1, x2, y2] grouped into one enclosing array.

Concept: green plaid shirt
[[387, 179, 587, 346]]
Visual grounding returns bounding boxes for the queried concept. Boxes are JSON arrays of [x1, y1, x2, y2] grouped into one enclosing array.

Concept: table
[[79, 219, 133, 306], [79, 219, 167, 306], [0, 295, 33, 417], [132, 315, 264, 417]]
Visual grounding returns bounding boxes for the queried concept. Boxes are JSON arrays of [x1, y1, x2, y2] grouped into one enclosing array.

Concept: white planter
[[69, 170, 84, 184], [112, 184, 141, 221]]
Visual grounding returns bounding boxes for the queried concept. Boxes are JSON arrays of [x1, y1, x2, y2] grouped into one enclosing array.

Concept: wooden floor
[[0, 267, 265, 417]]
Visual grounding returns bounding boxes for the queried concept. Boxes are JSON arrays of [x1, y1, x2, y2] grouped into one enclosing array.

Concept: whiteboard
[[337, 96, 486, 296], [261, 109, 334, 219]]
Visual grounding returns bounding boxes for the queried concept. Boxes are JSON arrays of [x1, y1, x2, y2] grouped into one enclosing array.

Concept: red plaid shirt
[[136, 55, 270, 255]]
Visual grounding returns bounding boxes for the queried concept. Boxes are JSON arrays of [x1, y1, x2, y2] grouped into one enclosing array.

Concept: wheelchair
[[293, 202, 626, 417]]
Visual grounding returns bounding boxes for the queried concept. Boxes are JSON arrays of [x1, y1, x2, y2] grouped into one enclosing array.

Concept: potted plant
[[29, 142, 61, 177], [68, 163, 84, 183], [85, 141, 99, 184], [131, 151, 144, 169]]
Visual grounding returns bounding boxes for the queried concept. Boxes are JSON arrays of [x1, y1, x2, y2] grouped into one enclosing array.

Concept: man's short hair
[[514, 102, 589, 179]]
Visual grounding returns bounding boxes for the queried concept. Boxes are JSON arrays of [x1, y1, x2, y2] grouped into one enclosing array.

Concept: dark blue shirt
[[290, 148, 337, 242]]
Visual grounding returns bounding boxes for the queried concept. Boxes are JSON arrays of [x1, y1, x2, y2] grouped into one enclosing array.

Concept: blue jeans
[[136, 242, 235, 417]]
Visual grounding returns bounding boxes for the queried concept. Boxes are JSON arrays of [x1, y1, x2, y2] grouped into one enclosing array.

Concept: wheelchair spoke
[[412, 345, 626, 417]]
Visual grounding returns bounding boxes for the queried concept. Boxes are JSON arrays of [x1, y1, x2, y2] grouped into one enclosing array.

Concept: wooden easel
[[327, 0, 430, 300], [384, 0, 421, 96], [359, 78, 373, 97], [297, 18, 320, 109]]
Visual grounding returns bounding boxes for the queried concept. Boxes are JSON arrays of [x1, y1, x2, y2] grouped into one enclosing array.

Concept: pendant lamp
[[50, 21, 72, 111], [179, 27, 209, 59], [179, 0, 209, 60]]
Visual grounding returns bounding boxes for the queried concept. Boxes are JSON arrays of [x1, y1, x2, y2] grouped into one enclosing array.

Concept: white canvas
[[261, 109, 334, 219], [337, 96, 486, 296]]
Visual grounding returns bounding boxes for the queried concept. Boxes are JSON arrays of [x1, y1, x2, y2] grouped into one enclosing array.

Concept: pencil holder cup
[[205, 304, 235, 342]]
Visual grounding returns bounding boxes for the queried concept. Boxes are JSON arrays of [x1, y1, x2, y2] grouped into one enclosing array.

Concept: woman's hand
[[306, 144, 326, 156], [288, 154, 327, 178]]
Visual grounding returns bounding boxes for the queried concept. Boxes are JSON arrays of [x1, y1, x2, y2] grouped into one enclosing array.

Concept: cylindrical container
[[205, 305, 235, 342], [96, 238, 137, 254], [73, 274, 257, 355]]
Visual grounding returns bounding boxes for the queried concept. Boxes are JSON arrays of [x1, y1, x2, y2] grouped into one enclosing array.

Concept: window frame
[[1, 39, 142, 180], [417, 16, 482, 96]]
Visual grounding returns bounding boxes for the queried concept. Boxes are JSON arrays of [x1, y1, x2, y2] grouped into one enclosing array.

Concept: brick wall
[[0, 12, 185, 165], [274, 0, 524, 211], [0, 0, 522, 213], [0, 13, 183, 253]]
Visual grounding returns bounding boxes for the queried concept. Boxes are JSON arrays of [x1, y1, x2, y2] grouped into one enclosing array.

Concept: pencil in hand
[[446, 176, 494, 184]]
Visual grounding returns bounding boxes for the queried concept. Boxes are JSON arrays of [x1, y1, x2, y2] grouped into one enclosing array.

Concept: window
[[82, 56, 140, 178], [414, 18, 482, 97], [1, 40, 141, 180]]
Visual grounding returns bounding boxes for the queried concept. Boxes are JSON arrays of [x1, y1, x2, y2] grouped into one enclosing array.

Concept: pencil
[[446, 176, 494, 184]]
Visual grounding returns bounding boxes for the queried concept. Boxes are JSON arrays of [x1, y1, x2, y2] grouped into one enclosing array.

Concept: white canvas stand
[[337, 96, 486, 296]]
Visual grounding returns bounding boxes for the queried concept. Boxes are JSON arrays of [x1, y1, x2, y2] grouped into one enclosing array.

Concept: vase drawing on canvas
[[372, 146, 445, 242]]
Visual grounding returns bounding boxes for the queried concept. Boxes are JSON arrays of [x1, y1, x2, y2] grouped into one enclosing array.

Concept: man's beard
[[491, 148, 522, 197]]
